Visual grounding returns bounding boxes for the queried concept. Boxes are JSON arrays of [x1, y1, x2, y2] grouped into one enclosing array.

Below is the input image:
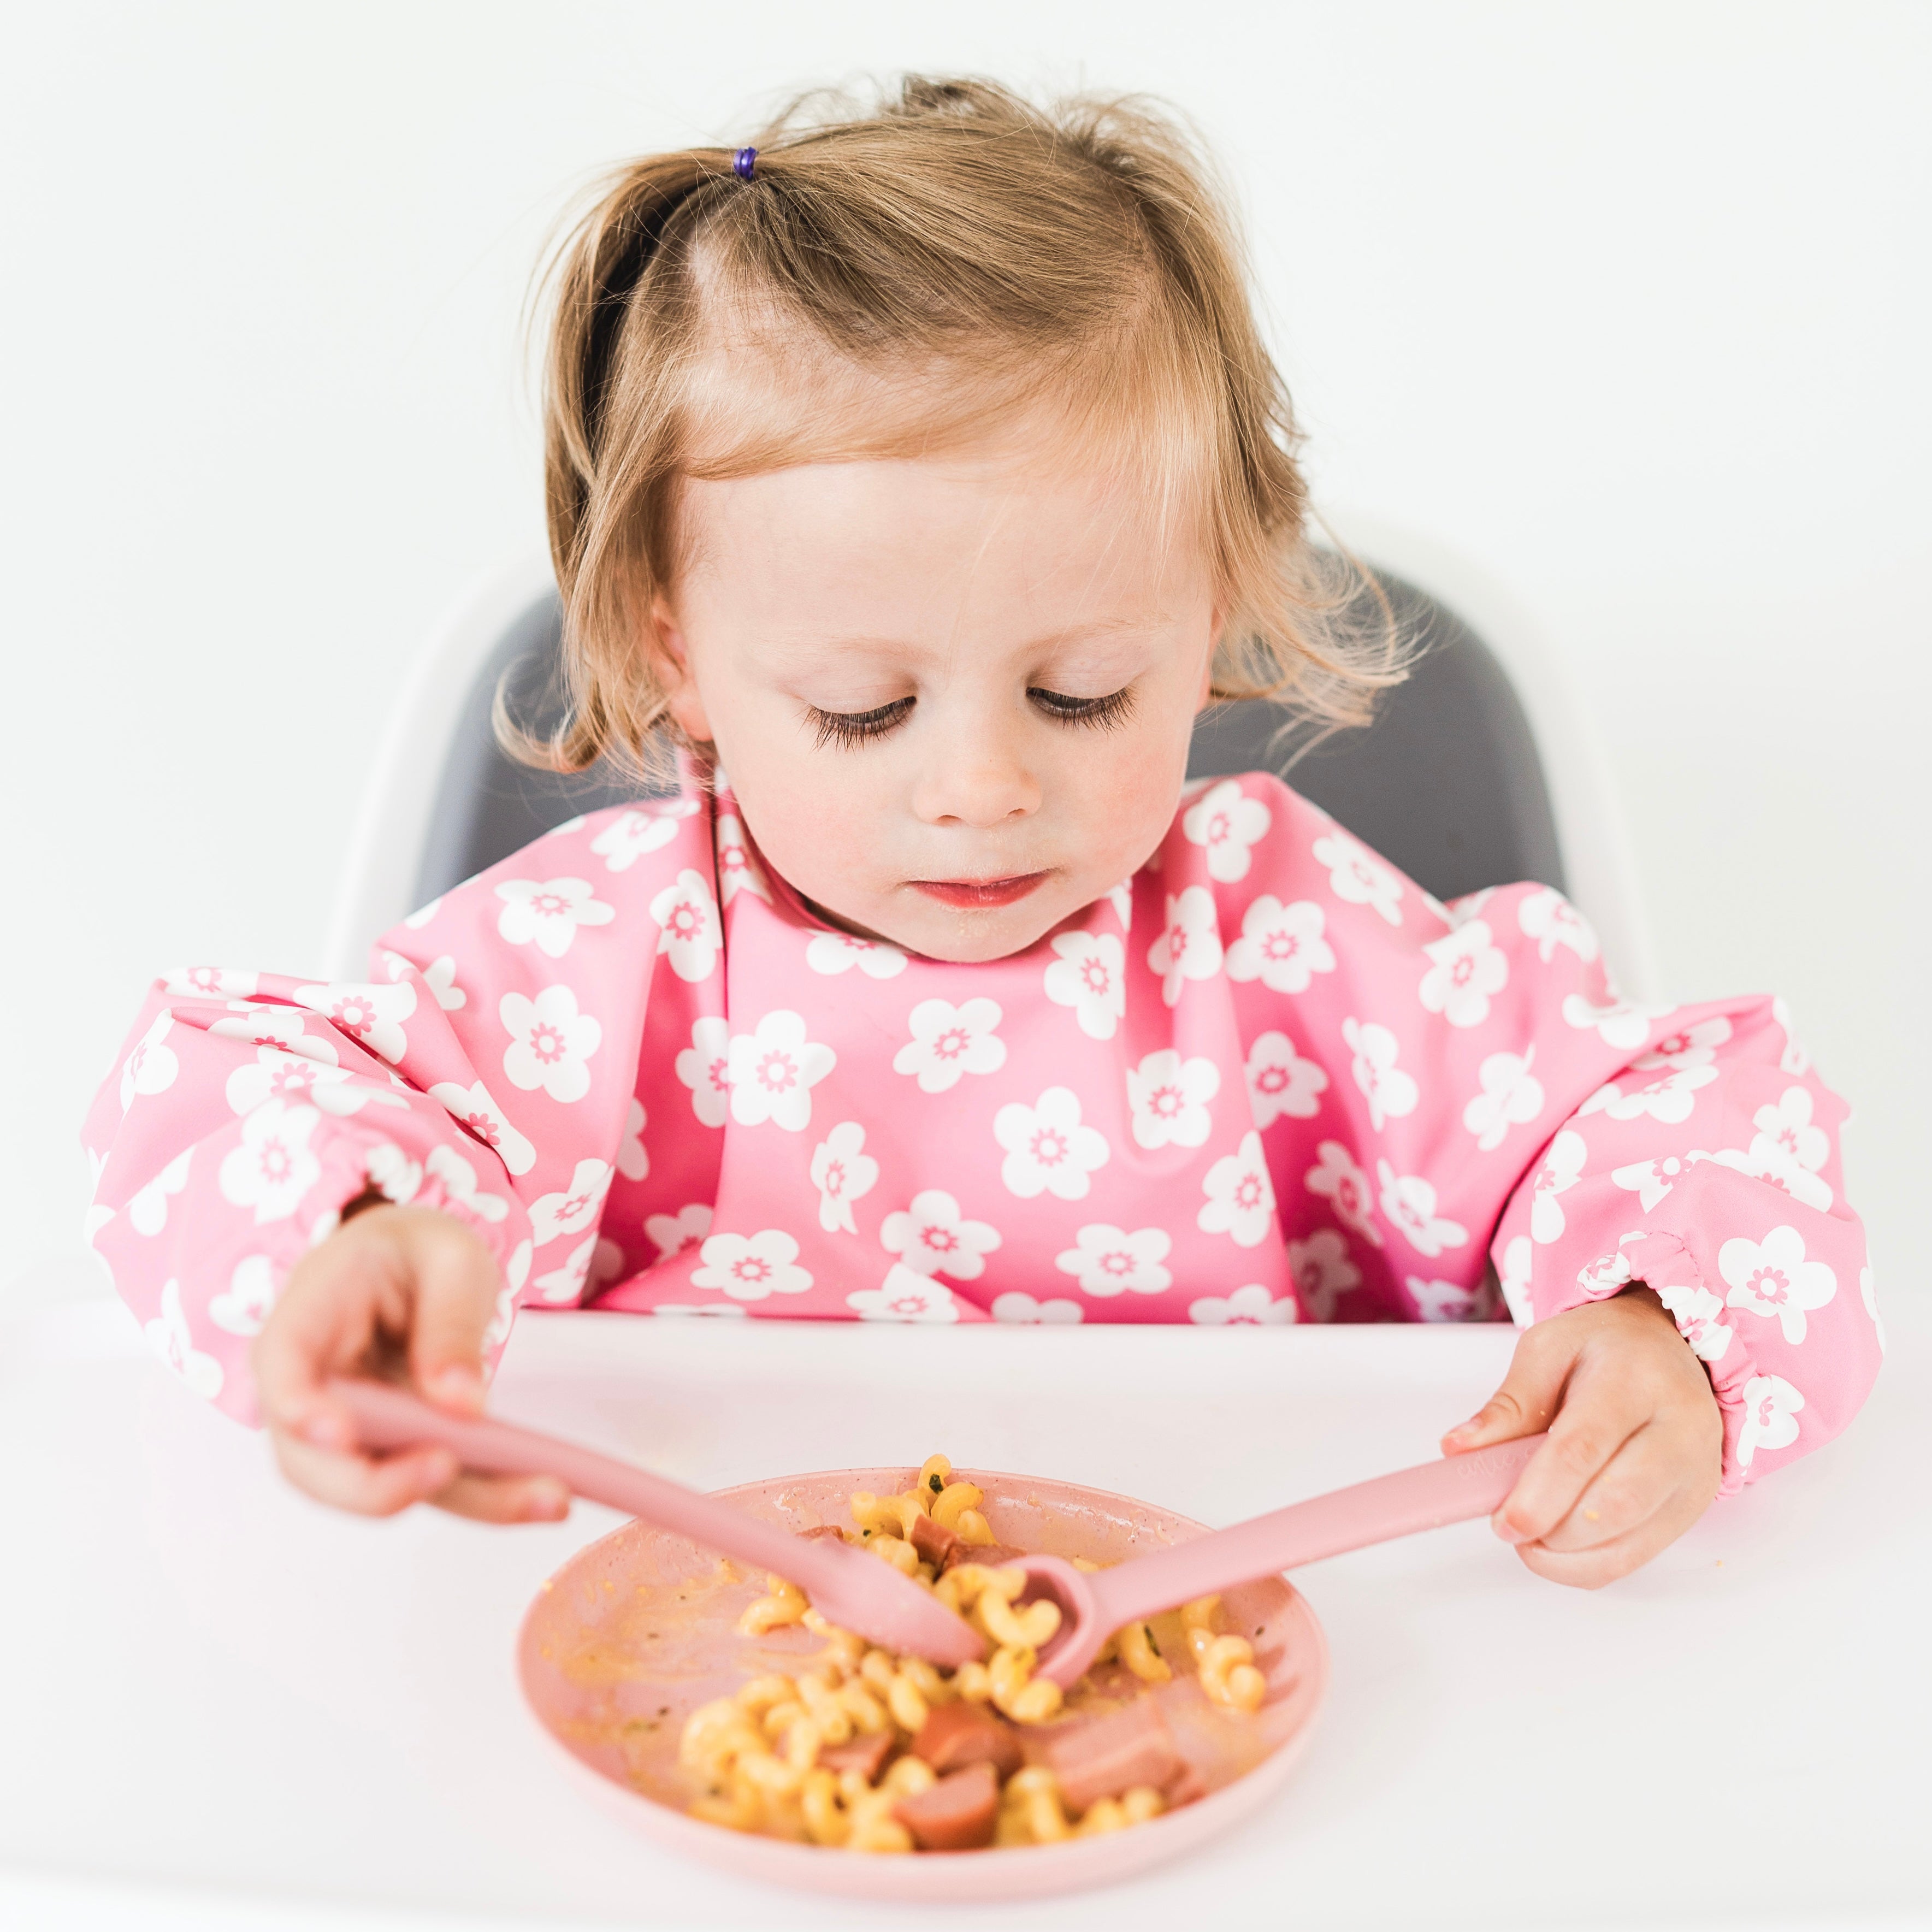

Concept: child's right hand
[[251, 1203, 570, 1525]]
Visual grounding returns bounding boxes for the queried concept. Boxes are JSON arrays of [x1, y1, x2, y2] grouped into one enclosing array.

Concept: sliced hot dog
[[911, 1699, 1023, 1779], [908, 1510, 959, 1569], [891, 1762, 1001, 1851], [794, 1523, 848, 1543], [1038, 1697, 1181, 1815], [816, 1729, 895, 1782]]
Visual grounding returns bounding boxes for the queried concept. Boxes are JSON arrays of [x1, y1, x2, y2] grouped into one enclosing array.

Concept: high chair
[[323, 517, 1654, 996]]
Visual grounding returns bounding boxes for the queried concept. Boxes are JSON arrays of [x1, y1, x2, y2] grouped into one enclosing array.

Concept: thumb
[[1441, 1324, 1573, 1455], [401, 1213, 501, 1414]]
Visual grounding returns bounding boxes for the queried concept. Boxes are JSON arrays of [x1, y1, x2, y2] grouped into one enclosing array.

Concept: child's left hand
[[1441, 1288, 1723, 1588]]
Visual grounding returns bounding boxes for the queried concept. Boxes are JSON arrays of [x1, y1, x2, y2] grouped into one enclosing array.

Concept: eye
[[808, 696, 914, 748], [1029, 685, 1136, 730]]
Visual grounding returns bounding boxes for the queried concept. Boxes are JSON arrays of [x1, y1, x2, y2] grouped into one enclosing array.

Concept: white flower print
[[1579, 1063, 1719, 1126], [414, 954, 466, 1011], [120, 1011, 179, 1109], [1613, 1153, 1684, 1214], [428, 1079, 536, 1176], [994, 1087, 1110, 1201], [1146, 887, 1224, 1006], [1055, 1223, 1173, 1297], [1736, 1374, 1804, 1467], [1860, 1265, 1885, 1355], [423, 1143, 509, 1222], [1287, 1228, 1360, 1321], [880, 1189, 1001, 1279], [208, 1254, 277, 1337], [128, 1148, 193, 1236], [529, 1158, 615, 1249], [648, 868, 724, 982], [291, 978, 417, 1065], [1189, 1284, 1296, 1326], [365, 1142, 422, 1206], [652, 1303, 749, 1319], [1655, 1282, 1735, 1363], [1418, 920, 1509, 1029], [145, 1279, 223, 1400], [1723, 1085, 1834, 1212], [992, 1292, 1084, 1324], [495, 877, 616, 959], [162, 965, 258, 1000], [1106, 881, 1133, 930], [1313, 827, 1403, 926], [806, 930, 909, 979], [1632, 1017, 1734, 1076], [811, 1121, 879, 1235], [616, 1096, 649, 1181], [1462, 1047, 1545, 1152], [1720, 1225, 1837, 1345], [402, 896, 442, 929], [217, 1099, 322, 1224], [1576, 1248, 1635, 1297], [1771, 996, 1811, 1076], [1408, 1276, 1482, 1322], [1498, 1234, 1534, 1325], [1198, 1131, 1278, 1248], [210, 1006, 340, 1062], [223, 1049, 398, 1121], [482, 1239, 529, 1354], [1517, 888, 1598, 965], [1183, 778, 1272, 883], [894, 998, 1007, 1095], [692, 1228, 813, 1302], [1422, 887, 1494, 931], [500, 986, 601, 1103], [1530, 1129, 1588, 1243], [1303, 1140, 1382, 1247], [714, 812, 770, 906], [1043, 931, 1126, 1040], [1243, 1030, 1328, 1129], [1342, 1017, 1420, 1131], [589, 803, 692, 873], [1562, 994, 1670, 1051], [674, 1017, 732, 1128], [848, 1265, 962, 1324], [645, 1203, 713, 1260], [727, 1009, 836, 1131], [1126, 1049, 1220, 1150], [532, 1234, 597, 1305], [1376, 1160, 1469, 1258], [1224, 895, 1336, 996]]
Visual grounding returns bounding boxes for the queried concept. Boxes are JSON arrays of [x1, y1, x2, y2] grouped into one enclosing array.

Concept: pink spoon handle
[[328, 1377, 848, 1591], [1089, 1434, 1546, 1632]]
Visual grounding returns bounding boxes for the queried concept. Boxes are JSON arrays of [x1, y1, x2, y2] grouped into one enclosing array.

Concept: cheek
[[730, 742, 893, 894]]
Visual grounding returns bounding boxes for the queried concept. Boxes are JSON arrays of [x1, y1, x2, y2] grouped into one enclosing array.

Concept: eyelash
[[809, 686, 1136, 749]]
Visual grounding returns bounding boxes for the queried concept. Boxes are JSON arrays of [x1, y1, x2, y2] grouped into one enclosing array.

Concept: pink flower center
[[1207, 811, 1230, 843], [1262, 932, 1298, 961], [1080, 959, 1111, 994], [734, 1256, 772, 1283], [756, 1050, 797, 1093], [1451, 956, 1475, 985], [669, 902, 701, 938], [533, 894, 568, 917], [1100, 1251, 1133, 1276], [1256, 1065, 1289, 1094], [1235, 1175, 1263, 1210], [922, 1225, 959, 1252], [707, 1057, 730, 1092], [259, 1141, 291, 1183], [529, 1023, 566, 1064], [1031, 1128, 1068, 1167], [887, 1294, 926, 1316], [461, 1110, 500, 1148], [1746, 1266, 1790, 1305], [1151, 1086, 1182, 1117], [1337, 1176, 1365, 1214], [561, 1192, 589, 1219], [933, 1026, 971, 1060], [333, 1000, 373, 1036], [823, 1159, 846, 1197]]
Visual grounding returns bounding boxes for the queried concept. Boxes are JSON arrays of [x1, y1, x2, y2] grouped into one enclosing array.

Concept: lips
[[911, 873, 1049, 910]]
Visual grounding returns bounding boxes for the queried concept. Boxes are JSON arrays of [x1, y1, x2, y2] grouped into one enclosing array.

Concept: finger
[[1531, 1422, 1679, 1553], [1492, 1376, 1652, 1547], [431, 1472, 572, 1525], [1514, 1491, 1701, 1590], [270, 1429, 459, 1518], [252, 1240, 399, 1451], [404, 1218, 502, 1412], [1440, 1321, 1573, 1455]]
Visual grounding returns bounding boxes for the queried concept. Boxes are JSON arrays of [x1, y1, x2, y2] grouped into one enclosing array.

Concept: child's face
[[656, 438, 1220, 963]]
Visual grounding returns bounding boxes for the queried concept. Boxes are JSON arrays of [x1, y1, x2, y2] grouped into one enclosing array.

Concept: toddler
[[85, 79, 1877, 1588]]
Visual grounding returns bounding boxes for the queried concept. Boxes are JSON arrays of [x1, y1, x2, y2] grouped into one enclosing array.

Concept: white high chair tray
[[0, 1291, 1923, 1930]]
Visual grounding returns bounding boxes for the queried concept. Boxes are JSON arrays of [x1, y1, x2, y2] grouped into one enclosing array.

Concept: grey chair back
[[413, 570, 1563, 910]]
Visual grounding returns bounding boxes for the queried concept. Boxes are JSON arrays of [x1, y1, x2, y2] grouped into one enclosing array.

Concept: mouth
[[910, 872, 1049, 910]]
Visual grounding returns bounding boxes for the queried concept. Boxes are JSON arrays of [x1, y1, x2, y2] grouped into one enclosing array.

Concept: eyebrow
[[759, 615, 1168, 666]]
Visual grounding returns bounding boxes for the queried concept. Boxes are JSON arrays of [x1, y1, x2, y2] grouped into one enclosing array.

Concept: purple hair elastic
[[732, 147, 757, 181]]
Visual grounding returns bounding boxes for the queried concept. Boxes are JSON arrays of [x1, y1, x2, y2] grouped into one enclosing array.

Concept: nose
[[909, 716, 1042, 830]]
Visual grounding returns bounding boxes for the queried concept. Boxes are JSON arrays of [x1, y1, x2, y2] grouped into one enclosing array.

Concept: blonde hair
[[515, 75, 1398, 781]]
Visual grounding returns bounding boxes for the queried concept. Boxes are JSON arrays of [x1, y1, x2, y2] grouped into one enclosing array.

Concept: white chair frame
[[324, 525, 1658, 999]]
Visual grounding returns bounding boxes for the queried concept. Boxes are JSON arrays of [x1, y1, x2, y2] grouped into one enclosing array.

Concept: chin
[[894, 900, 1074, 965]]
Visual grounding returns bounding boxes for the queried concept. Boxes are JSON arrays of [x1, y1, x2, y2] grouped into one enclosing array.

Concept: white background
[[3, 0, 1927, 1309]]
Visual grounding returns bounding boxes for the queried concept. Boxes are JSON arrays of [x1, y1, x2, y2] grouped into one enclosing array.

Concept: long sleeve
[[80, 795, 712, 1424]]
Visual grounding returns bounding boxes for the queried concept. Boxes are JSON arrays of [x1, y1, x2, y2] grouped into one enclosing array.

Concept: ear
[[1194, 598, 1229, 712], [651, 593, 714, 743]]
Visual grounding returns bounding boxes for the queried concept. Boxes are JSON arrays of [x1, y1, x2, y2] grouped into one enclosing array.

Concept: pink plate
[[516, 1464, 1330, 1902]]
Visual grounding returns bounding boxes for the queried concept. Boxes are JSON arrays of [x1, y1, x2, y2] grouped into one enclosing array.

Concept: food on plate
[[675, 1456, 1269, 1851]]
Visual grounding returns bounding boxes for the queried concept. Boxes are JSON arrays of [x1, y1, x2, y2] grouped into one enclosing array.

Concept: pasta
[[678, 1457, 1271, 1852]]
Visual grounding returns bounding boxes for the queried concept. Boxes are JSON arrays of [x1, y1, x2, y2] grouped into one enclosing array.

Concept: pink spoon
[[1014, 1433, 1546, 1688], [326, 1378, 986, 1669]]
